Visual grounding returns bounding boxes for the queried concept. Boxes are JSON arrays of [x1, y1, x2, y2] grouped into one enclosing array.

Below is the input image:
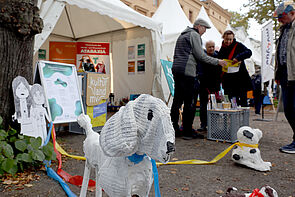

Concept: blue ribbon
[[43, 122, 77, 197], [127, 153, 146, 164], [151, 159, 161, 197]]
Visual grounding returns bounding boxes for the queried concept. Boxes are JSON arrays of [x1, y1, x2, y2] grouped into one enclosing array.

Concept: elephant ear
[[100, 101, 138, 157]]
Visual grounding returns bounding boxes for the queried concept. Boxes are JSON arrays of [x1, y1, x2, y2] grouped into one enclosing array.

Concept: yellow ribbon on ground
[[55, 141, 86, 161], [157, 142, 258, 166], [53, 134, 258, 166]]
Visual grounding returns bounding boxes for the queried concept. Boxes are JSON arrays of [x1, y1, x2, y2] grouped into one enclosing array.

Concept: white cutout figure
[[12, 76, 32, 134], [30, 84, 50, 145]]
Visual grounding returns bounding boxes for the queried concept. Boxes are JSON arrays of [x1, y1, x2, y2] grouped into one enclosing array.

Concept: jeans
[[170, 74, 199, 137], [280, 80, 295, 141], [199, 85, 210, 128]]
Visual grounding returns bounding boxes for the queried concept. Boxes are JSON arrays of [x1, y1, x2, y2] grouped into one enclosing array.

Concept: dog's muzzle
[[166, 141, 175, 154]]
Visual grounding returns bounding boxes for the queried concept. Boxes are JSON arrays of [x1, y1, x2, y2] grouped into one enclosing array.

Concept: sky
[[213, 0, 262, 40]]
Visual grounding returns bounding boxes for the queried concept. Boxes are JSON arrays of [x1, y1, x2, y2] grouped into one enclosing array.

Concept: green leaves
[[3, 143, 14, 158], [15, 140, 27, 152], [0, 116, 56, 175], [1, 158, 18, 175]]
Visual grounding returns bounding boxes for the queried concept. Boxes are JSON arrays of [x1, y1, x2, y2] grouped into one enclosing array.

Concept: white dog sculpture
[[77, 94, 175, 197], [231, 126, 272, 171]]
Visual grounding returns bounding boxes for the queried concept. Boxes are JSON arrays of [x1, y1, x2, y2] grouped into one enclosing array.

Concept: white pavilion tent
[[34, 0, 164, 100]]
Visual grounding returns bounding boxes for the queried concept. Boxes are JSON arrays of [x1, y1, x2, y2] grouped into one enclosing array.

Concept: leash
[[157, 142, 258, 166]]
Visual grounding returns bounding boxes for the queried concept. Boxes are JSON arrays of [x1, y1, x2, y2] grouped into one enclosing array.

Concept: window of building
[[219, 16, 221, 19], [180, 4, 183, 9], [153, 0, 159, 7], [212, 11, 214, 15], [134, 5, 148, 16], [189, 10, 193, 23]]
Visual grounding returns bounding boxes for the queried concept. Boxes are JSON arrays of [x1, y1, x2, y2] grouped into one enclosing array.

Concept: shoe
[[192, 132, 204, 139], [175, 131, 183, 137], [197, 127, 207, 132], [182, 136, 193, 140], [279, 141, 295, 154], [182, 132, 204, 140]]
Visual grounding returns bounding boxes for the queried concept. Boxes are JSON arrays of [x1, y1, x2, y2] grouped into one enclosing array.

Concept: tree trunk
[[0, 0, 43, 129]]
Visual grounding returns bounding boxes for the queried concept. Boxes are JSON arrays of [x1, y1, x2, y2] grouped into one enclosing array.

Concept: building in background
[[120, 0, 231, 34]]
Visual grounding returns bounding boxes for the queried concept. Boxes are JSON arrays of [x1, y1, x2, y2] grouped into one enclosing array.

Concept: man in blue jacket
[[171, 18, 227, 140]]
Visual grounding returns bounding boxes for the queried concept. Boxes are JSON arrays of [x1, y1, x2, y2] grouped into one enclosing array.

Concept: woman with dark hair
[[218, 30, 253, 107]]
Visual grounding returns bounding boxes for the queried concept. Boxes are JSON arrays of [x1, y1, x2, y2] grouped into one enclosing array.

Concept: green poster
[[38, 49, 46, 60], [137, 44, 145, 58]]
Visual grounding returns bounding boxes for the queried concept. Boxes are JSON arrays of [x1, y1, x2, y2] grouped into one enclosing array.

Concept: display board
[[86, 73, 110, 106], [37, 60, 84, 124]]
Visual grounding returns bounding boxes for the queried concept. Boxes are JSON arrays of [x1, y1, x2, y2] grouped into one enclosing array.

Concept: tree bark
[[0, 0, 43, 129]]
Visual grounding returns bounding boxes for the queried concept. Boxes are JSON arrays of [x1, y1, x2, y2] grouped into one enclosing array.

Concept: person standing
[[218, 30, 252, 107], [251, 65, 262, 115], [274, 1, 295, 153], [197, 40, 222, 131], [171, 18, 227, 140]]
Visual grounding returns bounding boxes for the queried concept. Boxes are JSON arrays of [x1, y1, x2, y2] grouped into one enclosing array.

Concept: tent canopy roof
[[51, 0, 162, 40], [152, 0, 192, 37]]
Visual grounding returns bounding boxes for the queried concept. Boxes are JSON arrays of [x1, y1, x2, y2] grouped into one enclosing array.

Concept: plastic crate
[[207, 109, 249, 143]]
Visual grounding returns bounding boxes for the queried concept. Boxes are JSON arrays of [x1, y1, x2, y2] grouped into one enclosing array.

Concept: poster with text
[[137, 60, 145, 73], [49, 42, 77, 64], [86, 73, 110, 106], [128, 61, 135, 74], [137, 44, 145, 58], [86, 100, 107, 127], [38, 60, 83, 123], [128, 46, 135, 59], [76, 42, 110, 74]]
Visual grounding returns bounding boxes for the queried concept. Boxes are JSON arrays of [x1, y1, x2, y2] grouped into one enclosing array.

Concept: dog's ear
[[100, 101, 138, 157], [133, 94, 175, 162], [253, 128, 263, 140]]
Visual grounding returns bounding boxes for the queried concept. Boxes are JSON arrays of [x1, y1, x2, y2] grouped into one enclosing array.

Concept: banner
[[49, 42, 77, 64], [76, 42, 110, 74], [261, 20, 274, 83], [86, 100, 107, 127], [86, 73, 110, 106], [160, 59, 174, 97], [49, 41, 110, 74]]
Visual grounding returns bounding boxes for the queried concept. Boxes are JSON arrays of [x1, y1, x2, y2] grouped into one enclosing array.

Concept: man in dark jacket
[[197, 40, 222, 132], [171, 18, 227, 140]]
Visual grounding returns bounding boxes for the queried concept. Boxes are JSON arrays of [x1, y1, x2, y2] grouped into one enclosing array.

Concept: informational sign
[[49, 42, 77, 64], [38, 49, 46, 60], [49, 41, 110, 74], [160, 59, 174, 97], [128, 61, 135, 74], [137, 44, 145, 58], [86, 73, 110, 106], [76, 42, 110, 74], [37, 60, 83, 123], [86, 100, 107, 127], [137, 60, 145, 73], [128, 46, 135, 60], [261, 20, 274, 83]]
